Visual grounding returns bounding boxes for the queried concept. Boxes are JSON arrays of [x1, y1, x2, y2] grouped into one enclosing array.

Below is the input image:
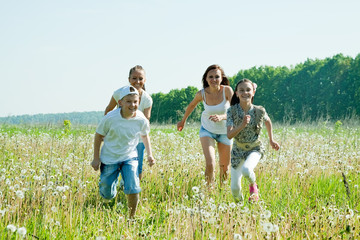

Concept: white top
[[113, 88, 153, 112], [113, 88, 153, 143], [96, 108, 150, 164], [201, 87, 230, 134]]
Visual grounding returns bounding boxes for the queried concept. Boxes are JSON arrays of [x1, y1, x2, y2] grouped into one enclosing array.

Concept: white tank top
[[201, 87, 230, 134]]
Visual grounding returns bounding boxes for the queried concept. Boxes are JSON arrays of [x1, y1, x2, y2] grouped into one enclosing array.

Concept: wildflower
[[51, 206, 57, 212], [234, 233, 242, 240], [192, 186, 199, 194], [7, 224, 17, 232], [169, 182, 173, 186], [15, 190, 24, 199], [262, 222, 274, 233], [209, 234, 216, 240], [272, 224, 279, 232], [264, 210, 271, 219], [95, 237, 106, 240], [0, 209, 6, 216], [17, 227, 27, 238], [229, 202, 236, 208]]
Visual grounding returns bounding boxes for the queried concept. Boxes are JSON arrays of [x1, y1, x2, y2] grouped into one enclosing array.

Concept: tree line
[[151, 53, 360, 123], [1, 54, 359, 125]]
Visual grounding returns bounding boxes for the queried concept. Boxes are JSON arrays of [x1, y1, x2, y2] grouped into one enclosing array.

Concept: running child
[[227, 79, 279, 202], [92, 86, 155, 218]]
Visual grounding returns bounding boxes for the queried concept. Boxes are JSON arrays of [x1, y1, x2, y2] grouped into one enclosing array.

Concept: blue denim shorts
[[199, 126, 233, 146], [99, 158, 141, 198], [136, 142, 145, 175]]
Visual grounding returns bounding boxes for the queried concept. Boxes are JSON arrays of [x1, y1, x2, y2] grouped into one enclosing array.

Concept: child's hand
[[209, 114, 222, 122], [91, 158, 101, 171], [177, 121, 185, 131], [147, 156, 156, 167], [242, 114, 251, 127], [270, 140, 280, 151]]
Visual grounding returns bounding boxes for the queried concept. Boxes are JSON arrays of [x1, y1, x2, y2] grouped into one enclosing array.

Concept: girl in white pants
[[227, 79, 280, 202]]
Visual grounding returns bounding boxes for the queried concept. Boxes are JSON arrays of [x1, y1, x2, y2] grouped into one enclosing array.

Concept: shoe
[[248, 184, 259, 203]]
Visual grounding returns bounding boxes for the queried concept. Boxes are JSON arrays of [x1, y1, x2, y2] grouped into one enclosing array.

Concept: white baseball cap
[[119, 86, 139, 100]]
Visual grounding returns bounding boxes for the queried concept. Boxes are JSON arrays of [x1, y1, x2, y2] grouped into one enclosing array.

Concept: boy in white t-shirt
[[91, 86, 156, 218]]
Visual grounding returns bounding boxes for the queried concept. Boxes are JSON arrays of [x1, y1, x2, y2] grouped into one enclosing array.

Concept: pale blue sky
[[1, 0, 359, 117]]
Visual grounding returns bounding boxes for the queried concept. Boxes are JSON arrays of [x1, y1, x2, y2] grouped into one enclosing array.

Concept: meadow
[[0, 122, 359, 239]]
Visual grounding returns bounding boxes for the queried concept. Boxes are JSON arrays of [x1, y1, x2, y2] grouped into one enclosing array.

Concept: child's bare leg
[[200, 137, 216, 185], [127, 193, 139, 218], [217, 142, 231, 185]]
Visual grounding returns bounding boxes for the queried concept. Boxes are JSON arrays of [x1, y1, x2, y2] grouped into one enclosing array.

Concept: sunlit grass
[[0, 123, 359, 239]]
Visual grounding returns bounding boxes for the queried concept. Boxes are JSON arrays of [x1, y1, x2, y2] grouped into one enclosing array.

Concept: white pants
[[231, 151, 261, 202]]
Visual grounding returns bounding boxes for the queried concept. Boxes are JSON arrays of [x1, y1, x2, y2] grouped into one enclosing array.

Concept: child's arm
[[177, 91, 202, 131], [264, 118, 280, 151], [91, 133, 104, 171], [141, 134, 155, 166], [143, 107, 152, 120], [104, 96, 117, 115], [227, 113, 251, 139]]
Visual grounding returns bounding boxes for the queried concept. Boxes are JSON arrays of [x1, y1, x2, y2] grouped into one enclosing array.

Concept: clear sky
[[1, 0, 359, 117]]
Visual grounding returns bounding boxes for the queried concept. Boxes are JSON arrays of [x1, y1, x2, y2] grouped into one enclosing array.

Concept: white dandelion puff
[[17, 227, 27, 238], [7, 224, 17, 232], [192, 186, 199, 194], [234, 233, 242, 239], [262, 222, 274, 233], [15, 190, 24, 199]]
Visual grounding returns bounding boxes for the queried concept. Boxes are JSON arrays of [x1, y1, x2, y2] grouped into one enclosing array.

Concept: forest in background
[[1, 54, 359, 125]]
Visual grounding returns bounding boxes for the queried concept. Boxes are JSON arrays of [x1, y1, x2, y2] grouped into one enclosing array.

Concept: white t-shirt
[[113, 88, 153, 112], [96, 108, 150, 164], [113, 88, 153, 142]]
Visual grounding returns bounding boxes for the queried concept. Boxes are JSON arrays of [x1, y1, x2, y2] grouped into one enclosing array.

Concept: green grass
[[0, 123, 359, 239]]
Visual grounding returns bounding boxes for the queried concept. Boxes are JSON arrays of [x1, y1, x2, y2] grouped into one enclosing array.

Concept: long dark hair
[[230, 78, 256, 106], [129, 65, 146, 90], [202, 64, 230, 88]]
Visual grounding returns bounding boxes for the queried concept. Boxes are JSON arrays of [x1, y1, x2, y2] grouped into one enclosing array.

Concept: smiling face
[[205, 69, 222, 88], [236, 81, 255, 103], [128, 69, 146, 91], [119, 94, 139, 118]]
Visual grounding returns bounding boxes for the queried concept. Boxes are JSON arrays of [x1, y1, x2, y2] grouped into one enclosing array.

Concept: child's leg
[[121, 158, 141, 217], [200, 136, 216, 185], [136, 142, 145, 180], [99, 163, 121, 199], [241, 152, 261, 184], [231, 163, 244, 202], [217, 142, 231, 184], [127, 193, 139, 218]]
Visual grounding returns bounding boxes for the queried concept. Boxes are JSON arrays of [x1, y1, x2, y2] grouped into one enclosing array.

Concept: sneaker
[[248, 184, 259, 203]]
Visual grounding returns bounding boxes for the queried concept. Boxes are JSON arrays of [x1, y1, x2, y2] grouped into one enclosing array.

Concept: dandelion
[[229, 202, 236, 208], [264, 210, 271, 219], [209, 233, 216, 240], [192, 186, 199, 194], [262, 222, 274, 233], [272, 224, 279, 232], [168, 182, 173, 186], [7, 224, 17, 232], [17, 227, 27, 238], [51, 206, 57, 212], [234, 233, 242, 240], [95, 237, 106, 240], [15, 190, 24, 199]]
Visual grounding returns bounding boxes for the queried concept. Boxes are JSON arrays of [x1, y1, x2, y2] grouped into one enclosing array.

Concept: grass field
[[0, 122, 359, 239]]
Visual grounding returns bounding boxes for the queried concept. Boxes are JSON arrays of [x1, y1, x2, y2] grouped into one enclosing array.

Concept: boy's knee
[[99, 184, 117, 199]]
